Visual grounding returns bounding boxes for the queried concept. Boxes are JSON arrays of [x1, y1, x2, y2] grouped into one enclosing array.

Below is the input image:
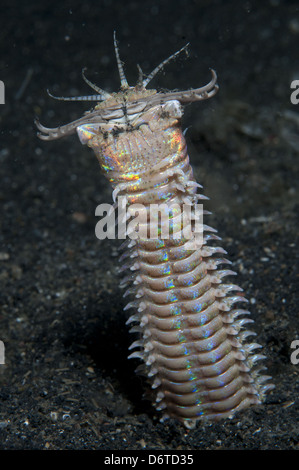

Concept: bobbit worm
[[35, 36, 274, 428]]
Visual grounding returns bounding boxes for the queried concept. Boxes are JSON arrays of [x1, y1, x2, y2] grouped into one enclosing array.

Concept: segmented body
[[36, 38, 273, 428]]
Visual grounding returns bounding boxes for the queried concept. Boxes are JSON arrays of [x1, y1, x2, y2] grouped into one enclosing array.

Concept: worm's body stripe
[[36, 40, 274, 428]]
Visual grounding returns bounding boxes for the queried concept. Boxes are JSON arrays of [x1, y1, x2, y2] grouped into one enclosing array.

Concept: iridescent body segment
[[36, 38, 274, 428]]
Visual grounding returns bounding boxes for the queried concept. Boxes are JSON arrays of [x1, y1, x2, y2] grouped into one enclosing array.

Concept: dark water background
[[0, 0, 298, 450]]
